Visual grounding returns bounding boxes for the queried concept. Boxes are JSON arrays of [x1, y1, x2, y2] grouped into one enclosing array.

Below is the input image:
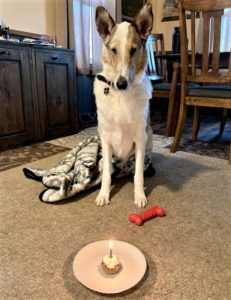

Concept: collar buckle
[[104, 87, 110, 95]]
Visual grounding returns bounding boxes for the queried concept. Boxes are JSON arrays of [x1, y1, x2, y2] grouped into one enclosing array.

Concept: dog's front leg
[[95, 138, 112, 206], [134, 132, 147, 208]]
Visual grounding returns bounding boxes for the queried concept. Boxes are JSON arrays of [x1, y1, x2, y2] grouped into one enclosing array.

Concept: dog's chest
[[96, 93, 148, 159], [101, 102, 133, 125], [94, 78, 151, 160], [101, 123, 135, 159], [96, 85, 148, 124]]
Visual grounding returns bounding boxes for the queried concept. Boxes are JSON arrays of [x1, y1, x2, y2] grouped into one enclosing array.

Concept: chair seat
[[153, 83, 180, 91], [188, 85, 231, 99], [153, 82, 198, 91], [148, 74, 164, 82]]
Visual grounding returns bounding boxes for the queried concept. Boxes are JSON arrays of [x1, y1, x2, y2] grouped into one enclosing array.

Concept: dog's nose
[[116, 77, 128, 90]]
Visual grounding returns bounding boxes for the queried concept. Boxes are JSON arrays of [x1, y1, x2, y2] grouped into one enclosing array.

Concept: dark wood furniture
[[147, 34, 180, 136], [170, 0, 231, 164], [0, 41, 78, 149], [155, 52, 230, 138]]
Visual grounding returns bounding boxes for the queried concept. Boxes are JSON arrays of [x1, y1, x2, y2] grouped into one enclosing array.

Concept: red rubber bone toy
[[129, 205, 166, 226]]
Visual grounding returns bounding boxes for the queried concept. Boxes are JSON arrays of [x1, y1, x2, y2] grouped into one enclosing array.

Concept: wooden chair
[[171, 0, 231, 164], [147, 34, 180, 136]]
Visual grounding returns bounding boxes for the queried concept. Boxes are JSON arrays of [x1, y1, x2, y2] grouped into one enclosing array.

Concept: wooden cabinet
[[0, 47, 35, 147], [35, 50, 77, 139], [0, 42, 78, 149]]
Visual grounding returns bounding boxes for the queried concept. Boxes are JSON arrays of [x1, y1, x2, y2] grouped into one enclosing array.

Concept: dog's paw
[[95, 193, 110, 207], [134, 195, 148, 208]]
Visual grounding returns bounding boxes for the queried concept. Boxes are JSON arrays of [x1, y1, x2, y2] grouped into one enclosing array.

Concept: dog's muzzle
[[116, 76, 128, 90]]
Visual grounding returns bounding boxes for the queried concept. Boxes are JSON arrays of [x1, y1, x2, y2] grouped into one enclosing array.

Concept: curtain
[[73, 0, 119, 74], [196, 8, 231, 53]]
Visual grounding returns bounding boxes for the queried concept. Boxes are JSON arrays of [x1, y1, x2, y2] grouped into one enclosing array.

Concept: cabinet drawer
[[35, 51, 73, 64], [0, 47, 23, 60]]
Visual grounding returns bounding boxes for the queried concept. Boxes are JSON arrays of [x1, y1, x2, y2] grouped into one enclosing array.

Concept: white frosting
[[102, 255, 120, 268]]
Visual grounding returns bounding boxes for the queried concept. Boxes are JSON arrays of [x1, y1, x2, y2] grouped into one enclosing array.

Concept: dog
[[94, 3, 154, 208]]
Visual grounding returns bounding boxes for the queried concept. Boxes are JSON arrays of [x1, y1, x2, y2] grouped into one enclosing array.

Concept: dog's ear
[[133, 3, 153, 42], [96, 6, 116, 42]]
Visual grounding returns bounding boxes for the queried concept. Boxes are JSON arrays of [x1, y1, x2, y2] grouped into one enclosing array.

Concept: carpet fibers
[[0, 142, 230, 299]]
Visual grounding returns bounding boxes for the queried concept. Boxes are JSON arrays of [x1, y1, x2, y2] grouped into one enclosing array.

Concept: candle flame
[[109, 240, 113, 249]]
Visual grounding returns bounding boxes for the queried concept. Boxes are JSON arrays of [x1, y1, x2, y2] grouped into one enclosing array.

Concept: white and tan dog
[[94, 3, 154, 208]]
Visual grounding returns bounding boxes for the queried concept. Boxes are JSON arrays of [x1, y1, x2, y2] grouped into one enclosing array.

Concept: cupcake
[[102, 254, 121, 275]]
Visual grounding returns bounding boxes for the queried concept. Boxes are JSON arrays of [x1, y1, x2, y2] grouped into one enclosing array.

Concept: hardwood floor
[[152, 114, 231, 145]]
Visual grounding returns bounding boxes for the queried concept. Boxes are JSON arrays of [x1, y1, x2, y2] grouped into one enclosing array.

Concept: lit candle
[[109, 240, 113, 258]]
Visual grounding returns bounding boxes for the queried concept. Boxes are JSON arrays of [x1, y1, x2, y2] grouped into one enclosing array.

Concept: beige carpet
[[0, 144, 230, 299]]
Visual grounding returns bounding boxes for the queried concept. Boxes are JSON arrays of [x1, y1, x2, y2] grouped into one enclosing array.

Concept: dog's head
[[96, 3, 153, 90]]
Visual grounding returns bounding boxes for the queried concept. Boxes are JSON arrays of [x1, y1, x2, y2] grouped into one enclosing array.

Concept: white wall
[[0, 0, 55, 36], [0, 0, 199, 50]]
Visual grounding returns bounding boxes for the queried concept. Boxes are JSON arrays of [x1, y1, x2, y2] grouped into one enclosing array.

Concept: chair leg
[[192, 106, 200, 140], [229, 141, 231, 165], [171, 102, 188, 153], [166, 93, 175, 137], [219, 108, 228, 137], [166, 62, 179, 137], [172, 91, 181, 135]]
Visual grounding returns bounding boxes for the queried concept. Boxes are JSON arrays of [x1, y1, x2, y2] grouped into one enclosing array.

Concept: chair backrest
[[178, 0, 231, 86], [146, 33, 167, 80]]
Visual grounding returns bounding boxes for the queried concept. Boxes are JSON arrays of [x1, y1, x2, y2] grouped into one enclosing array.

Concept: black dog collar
[[96, 74, 114, 95]]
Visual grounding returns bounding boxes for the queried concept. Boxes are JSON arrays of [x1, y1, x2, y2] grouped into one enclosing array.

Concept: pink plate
[[73, 240, 147, 294]]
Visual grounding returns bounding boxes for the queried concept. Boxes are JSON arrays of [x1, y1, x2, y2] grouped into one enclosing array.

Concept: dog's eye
[[130, 47, 137, 56], [111, 48, 117, 54]]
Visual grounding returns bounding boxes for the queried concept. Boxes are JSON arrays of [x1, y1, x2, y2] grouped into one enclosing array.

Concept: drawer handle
[[0, 50, 11, 56], [52, 55, 59, 60]]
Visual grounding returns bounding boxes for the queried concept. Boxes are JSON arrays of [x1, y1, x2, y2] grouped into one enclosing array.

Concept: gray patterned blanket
[[23, 136, 155, 203]]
